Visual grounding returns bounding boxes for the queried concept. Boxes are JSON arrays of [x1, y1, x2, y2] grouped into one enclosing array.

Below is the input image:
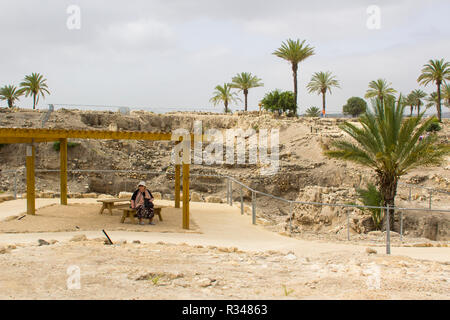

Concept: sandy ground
[[0, 200, 199, 234], [0, 200, 449, 299]]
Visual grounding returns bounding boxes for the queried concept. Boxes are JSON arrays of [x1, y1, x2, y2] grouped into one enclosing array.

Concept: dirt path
[[1, 200, 449, 262]]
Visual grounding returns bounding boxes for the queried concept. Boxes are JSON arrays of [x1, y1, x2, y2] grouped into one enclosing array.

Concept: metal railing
[[1, 168, 449, 254]]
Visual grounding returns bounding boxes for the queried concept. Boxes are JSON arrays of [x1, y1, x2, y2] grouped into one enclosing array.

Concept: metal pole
[[289, 201, 293, 233], [400, 211, 403, 242], [240, 187, 244, 215], [347, 210, 350, 241], [429, 191, 432, 209], [229, 180, 233, 206], [13, 170, 17, 199], [226, 178, 230, 205], [386, 204, 391, 255], [252, 191, 256, 225]]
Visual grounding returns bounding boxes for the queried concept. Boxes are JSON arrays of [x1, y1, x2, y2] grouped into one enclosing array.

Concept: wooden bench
[[119, 204, 169, 224], [97, 198, 131, 215]]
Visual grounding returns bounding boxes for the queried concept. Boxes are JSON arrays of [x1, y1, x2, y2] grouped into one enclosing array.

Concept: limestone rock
[[205, 196, 222, 203], [70, 234, 87, 242]]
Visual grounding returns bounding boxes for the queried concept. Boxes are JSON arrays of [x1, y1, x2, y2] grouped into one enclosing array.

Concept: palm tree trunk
[[379, 174, 398, 231], [437, 82, 442, 122], [322, 91, 326, 117], [8, 99, 12, 109], [33, 93, 36, 110], [410, 106, 413, 117], [224, 101, 228, 113], [417, 104, 420, 116], [292, 63, 298, 116], [244, 90, 248, 112]]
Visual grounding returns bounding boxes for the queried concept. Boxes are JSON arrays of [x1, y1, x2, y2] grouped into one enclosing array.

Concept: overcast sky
[[0, 0, 449, 113]]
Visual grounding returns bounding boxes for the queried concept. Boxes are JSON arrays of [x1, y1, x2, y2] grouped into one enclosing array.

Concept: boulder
[[152, 192, 162, 200], [118, 192, 133, 199], [191, 192, 203, 202], [205, 196, 222, 203]]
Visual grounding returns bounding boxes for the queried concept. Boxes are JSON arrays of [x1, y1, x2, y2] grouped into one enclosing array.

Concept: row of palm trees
[[210, 72, 264, 113], [0, 73, 50, 109], [363, 59, 450, 122], [211, 38, 450, 120]]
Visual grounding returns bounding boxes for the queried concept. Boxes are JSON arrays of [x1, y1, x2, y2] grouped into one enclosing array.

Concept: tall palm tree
[[364, 79, 397, 103], [410, 89, 427, 116], [209, 83, 240, 113], [229, 72, 263, 112], [417, 59, 450, 122], [0, 85, 22, 108], [19, 73, 50, 109], [324, 97, 449, 230], [306, 71, 340, 116], [442, 83, 450, 107], [273, 39, 315, 115]]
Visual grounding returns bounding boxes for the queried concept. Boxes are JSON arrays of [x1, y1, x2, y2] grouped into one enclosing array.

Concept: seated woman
[[130, 181, 155, 225]]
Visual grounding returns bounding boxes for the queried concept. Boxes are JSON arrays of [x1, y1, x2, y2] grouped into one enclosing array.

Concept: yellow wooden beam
[[60, 138, 68, 205], [0, 137, 59, 144], [26, 143, 36, 215], [175, 164, 180, 208], [0, 128, 206, 142], [182, 163, 190, 230]]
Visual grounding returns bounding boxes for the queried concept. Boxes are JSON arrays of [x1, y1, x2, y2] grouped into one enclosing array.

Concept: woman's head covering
[[138, 181, 147, 188]]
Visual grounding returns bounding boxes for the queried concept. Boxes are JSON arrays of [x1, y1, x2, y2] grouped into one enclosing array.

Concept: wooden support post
[[60, 138, 68, 205], [26, 143, 36, 215], [175, 164, 180, 208], [182, 163, 190, 230]]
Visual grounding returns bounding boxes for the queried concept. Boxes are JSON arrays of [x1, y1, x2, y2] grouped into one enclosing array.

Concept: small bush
[[356, 183, 384, 230], [53, 141, 80, 151], [426, 121, 441, 132], [260, 90, 296, 116], [304, 106, 321, 117]]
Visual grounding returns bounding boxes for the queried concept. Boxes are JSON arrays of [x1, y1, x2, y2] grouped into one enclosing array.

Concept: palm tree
[[410, 89, 427, 116], [19, 73, 50, 109], [364, 79, 397, 103], [210, 83, 240, 113], [442, 83, 450, 107], [426, 91, 441, 110], [273, 39, 315, 115], [304, 106, 321, 117], [229, 72, 263, 112], [306, 71, 340, 116], [417, 59, 450, 122], [324, 97, 449, 230], [403, 93, 416, 117], [0, 85, 22, 108]]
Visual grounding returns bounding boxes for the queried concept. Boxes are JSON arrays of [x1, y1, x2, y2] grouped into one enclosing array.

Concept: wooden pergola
[[0, 128, 195, 229]]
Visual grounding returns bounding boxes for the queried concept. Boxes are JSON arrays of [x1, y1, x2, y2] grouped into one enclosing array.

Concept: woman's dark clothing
[[131, 189, 154, 220]]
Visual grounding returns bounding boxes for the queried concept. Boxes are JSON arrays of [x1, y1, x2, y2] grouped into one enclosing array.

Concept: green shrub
[[343, 97, 367, 117], [53, 141, 80, 151], [260, 90, 296, 115], [426, 121, 441, 132], [356, 183, 384, 230]]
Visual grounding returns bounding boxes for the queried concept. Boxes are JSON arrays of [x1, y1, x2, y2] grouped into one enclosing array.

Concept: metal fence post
[[429, 191, 432, 209], [230, 180, 233, 206], [289, 201, 293, 234], [13, 170, 18, 199], [386, 204, 391, 255], [226, 178, 230, 205], [252, 191, 256, 225], [240, 186, 244, 215], [400, 211, 403, 242], [347, 210, 350, 241]]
